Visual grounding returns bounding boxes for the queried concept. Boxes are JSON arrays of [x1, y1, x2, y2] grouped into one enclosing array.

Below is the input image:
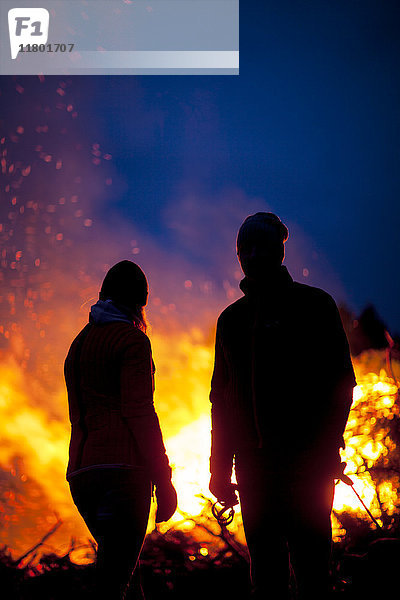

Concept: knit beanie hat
[[237, 212, 288, 253], [99, 261, 148, 308]]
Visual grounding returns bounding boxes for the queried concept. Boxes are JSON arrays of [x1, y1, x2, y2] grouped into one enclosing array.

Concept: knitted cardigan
[[65, 321, 171, 483]]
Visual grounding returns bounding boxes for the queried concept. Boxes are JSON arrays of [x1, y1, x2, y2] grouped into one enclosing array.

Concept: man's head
[[237, 212, 288, 279]]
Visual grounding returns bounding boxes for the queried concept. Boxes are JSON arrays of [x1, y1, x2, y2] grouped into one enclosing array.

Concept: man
[[209, 213, 356, 599]]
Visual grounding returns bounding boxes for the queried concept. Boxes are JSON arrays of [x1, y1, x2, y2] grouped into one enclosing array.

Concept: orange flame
[[0, 325, 399, 562], [1, 78, 399, 564]]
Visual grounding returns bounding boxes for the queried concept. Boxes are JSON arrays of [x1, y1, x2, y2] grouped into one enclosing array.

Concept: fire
[[165, 414, 211, 520], [0, 356, 89, 560], [0, 328, 398, 562], [331, 365, 399, 538], [160, 350, 400, 544], [1, 77, 399, 565]]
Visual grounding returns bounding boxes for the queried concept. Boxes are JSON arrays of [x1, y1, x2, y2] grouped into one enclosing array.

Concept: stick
[[349, 485, 383, 531], [14, 518, 63, 566]]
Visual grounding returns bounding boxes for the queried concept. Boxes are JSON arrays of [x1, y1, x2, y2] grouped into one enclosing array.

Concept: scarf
[[89, 299, 133, 325]]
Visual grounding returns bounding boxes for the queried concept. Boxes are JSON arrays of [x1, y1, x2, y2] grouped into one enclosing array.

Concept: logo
[[8, 8, 50, 59]]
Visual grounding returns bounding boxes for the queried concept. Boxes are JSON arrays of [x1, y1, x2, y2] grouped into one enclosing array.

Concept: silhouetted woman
[[65, 261, 177, 599]]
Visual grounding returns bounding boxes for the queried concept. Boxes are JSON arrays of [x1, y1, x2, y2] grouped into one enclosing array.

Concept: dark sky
[[2, 1, 400, 334]]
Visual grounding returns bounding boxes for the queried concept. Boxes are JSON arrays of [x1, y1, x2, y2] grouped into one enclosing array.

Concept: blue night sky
[[2, 1, 400, 335]]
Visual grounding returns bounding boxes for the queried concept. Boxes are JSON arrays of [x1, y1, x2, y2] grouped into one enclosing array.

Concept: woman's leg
[[69, 469, 152, 599]]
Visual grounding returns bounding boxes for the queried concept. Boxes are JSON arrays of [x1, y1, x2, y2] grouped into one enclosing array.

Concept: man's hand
[[335, 461, 353, 486], [209, 474, 238, 507], [155, 479, 177, 523]]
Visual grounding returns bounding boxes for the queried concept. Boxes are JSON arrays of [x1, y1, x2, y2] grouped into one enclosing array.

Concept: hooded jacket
[[210, 266, 356, 480], [65, 301, 171, 483]]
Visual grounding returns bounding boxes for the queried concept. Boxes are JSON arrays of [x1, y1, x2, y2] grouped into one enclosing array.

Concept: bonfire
[[1, 78, 400, 599]]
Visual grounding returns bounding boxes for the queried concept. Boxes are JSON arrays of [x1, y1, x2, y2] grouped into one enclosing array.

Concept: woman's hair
[[99, 260, 148, 331]]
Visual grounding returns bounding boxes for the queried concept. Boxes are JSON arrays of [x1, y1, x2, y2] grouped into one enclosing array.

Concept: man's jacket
[[210, 266, 356, 480], [65, 319, 170, 483]]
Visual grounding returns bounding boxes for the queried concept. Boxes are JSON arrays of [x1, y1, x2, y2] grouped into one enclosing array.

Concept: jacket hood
[[89, 299, 133, 325]]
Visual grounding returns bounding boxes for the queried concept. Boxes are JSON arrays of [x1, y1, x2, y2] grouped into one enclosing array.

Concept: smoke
[[0, 75, 353, 558], [161, 180, 349, 306]]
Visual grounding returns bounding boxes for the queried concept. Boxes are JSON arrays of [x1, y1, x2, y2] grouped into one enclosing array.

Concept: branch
[[14, 518, 63, 566]]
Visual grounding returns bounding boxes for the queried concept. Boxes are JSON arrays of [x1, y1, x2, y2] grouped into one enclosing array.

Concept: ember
[[1, 77, 399, 565]]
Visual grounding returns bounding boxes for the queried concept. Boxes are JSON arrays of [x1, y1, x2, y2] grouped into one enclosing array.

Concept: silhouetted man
[[209, 213, 356, 599]]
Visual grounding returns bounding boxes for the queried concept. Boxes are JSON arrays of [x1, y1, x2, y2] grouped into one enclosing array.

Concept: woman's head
[[99, 260, 148, 329]]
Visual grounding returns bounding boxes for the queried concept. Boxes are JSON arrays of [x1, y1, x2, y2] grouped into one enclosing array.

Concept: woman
[[65, 260, 177, 599]]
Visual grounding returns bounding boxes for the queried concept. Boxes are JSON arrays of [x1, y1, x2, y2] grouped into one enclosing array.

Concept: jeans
[[69, 468, 152, 600], [235, 451, 335, 600]]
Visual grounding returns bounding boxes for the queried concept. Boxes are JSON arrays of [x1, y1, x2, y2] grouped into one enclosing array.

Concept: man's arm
[[209, 319, 236, 504], [320, 294, 357, 470]]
